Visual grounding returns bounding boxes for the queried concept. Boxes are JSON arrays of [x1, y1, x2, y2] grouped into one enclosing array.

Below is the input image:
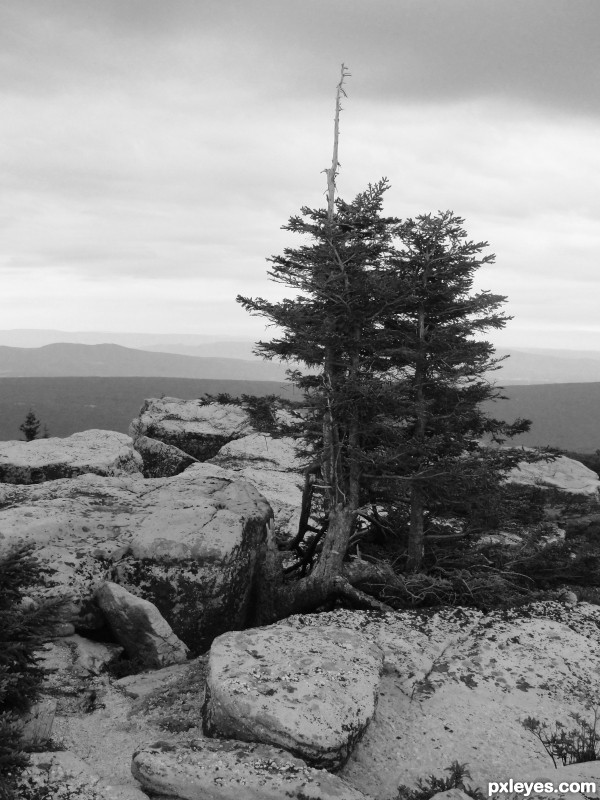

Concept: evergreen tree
[[19, 411, 40, 442], [239, 188, 530, 597], [363, 211, 530, 568], [239, 180, 402, 618], [236, 65, 530, 613], [0, 544, 65, 799]]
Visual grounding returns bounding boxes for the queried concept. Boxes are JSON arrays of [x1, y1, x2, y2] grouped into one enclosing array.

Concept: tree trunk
[[249, 504, 391, 625], [407, 486, 425, 572], [406, 267, 429, 571]]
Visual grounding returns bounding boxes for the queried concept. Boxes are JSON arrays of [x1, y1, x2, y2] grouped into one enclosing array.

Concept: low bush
[[396, 760, 485, 800], [522, 710, 600, 767], [0, 544, 66, 800]]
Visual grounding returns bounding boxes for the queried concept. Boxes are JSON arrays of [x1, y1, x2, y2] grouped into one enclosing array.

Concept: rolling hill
[[0, 343, 289, 381], [4, 331, 600, 384], [0, 337, 599, 452]]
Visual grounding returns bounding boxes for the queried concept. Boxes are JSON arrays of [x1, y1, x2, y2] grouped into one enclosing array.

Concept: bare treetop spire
[[325, 63, 351, 223]]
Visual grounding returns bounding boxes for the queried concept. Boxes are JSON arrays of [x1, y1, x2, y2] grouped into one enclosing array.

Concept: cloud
[[0, 0, 598, 344], [2, 0, 599, 111]]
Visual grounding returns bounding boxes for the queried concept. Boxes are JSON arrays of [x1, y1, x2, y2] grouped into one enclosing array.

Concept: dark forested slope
[[0, 377, 294, 440]]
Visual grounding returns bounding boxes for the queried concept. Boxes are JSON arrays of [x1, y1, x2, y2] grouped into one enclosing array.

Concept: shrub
[[0, 544, 66, 799], [396, 760, 485, 800], [522, 710, 600, 767], [19, 411, 41, 442]]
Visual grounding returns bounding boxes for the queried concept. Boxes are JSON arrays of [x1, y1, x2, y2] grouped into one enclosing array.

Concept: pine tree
[[360, 211, 530, 568], [237, 65, 530, 615], [0, 544, 65, 799], [18, 411, 41, 442], [239, 178, 403, 618]]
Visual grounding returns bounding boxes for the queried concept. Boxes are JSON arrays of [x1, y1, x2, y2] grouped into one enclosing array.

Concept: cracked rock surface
[[0, 430, 143, 484], [203, 623, 384, 769], [280, 604, 600, 799], [129, 398, 252, 461], [0, 463, 272, 651], [132, 738, 373, 800]]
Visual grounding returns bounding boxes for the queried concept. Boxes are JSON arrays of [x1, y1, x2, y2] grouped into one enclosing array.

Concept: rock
[[209, 433, 305, 537], [70, 634, 124, 675], [0, 464, 272, 650], [132, 739, 372, 800], [508, 455, 600, 496], [100, 786, 150, 800], [114, 660, 195, 700], [96, 582, 189, 668], [132, 435, 198, 478], [20, 698, 57, 747], [23, 751, 149, 800], [203, 624, 384, 769], [477, 523, 565, 549], [476, 530, 525, 547], [271, 604, 600, 799], [557, 589, 578, 607], [26, 750, 102, 788], [130, 398, 252, 460], [0, 430, 143, 484], [50, 622, 77, 637]]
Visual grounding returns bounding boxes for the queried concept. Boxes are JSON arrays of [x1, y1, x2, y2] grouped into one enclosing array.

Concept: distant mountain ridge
[[2, 330, 600, 384], [493, 348, 600, 385], [0, 343, 289, 381]]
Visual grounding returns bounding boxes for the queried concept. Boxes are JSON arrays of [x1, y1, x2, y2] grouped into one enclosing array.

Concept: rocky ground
[[18, 601, 600, 800], [3, 399, 600, 800]]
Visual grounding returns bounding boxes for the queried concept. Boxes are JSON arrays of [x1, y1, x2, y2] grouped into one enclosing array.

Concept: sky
[[1, 0, 599, 349]]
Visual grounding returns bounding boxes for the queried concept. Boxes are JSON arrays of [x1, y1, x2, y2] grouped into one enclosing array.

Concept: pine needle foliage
[[0, 543, 66, 799], [396, 760, 485, 800], [238, 181, 530, 571], [19, 411, 41, 442]]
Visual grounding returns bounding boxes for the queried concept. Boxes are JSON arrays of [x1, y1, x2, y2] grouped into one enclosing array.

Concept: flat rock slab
[[132, 738, 372, 800], [203, 624, 384, 769], [96, 582, 189, 668], [0, 429, 143, 484], [508, 454, 600, 495], [130, 398, 252, 460], [0, 464, 272, 650], [210, 433, 305, 537], [22, 751, 149, 799], [276, 604, 600, 799], [495, 760, 600, 800]]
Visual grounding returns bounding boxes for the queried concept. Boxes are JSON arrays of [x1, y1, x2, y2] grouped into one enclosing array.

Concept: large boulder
[[129, 398, 252, 461], [0, 430, 143, 484], [274, 604, 600, 799], [203, 623, 384, 769], [132, 739, 372, 800], [95, 581, 189, 668], [209, 432, 305, 538], [0, 464, 272, 651], [508, 454, 600, 496], [132, 434, 198, 478]]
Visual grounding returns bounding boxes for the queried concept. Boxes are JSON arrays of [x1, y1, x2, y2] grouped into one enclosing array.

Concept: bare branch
[[325, 63, 350, 223]]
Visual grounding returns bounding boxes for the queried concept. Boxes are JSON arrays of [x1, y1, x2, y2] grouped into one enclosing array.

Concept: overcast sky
[[1, 0, 599, 349]]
